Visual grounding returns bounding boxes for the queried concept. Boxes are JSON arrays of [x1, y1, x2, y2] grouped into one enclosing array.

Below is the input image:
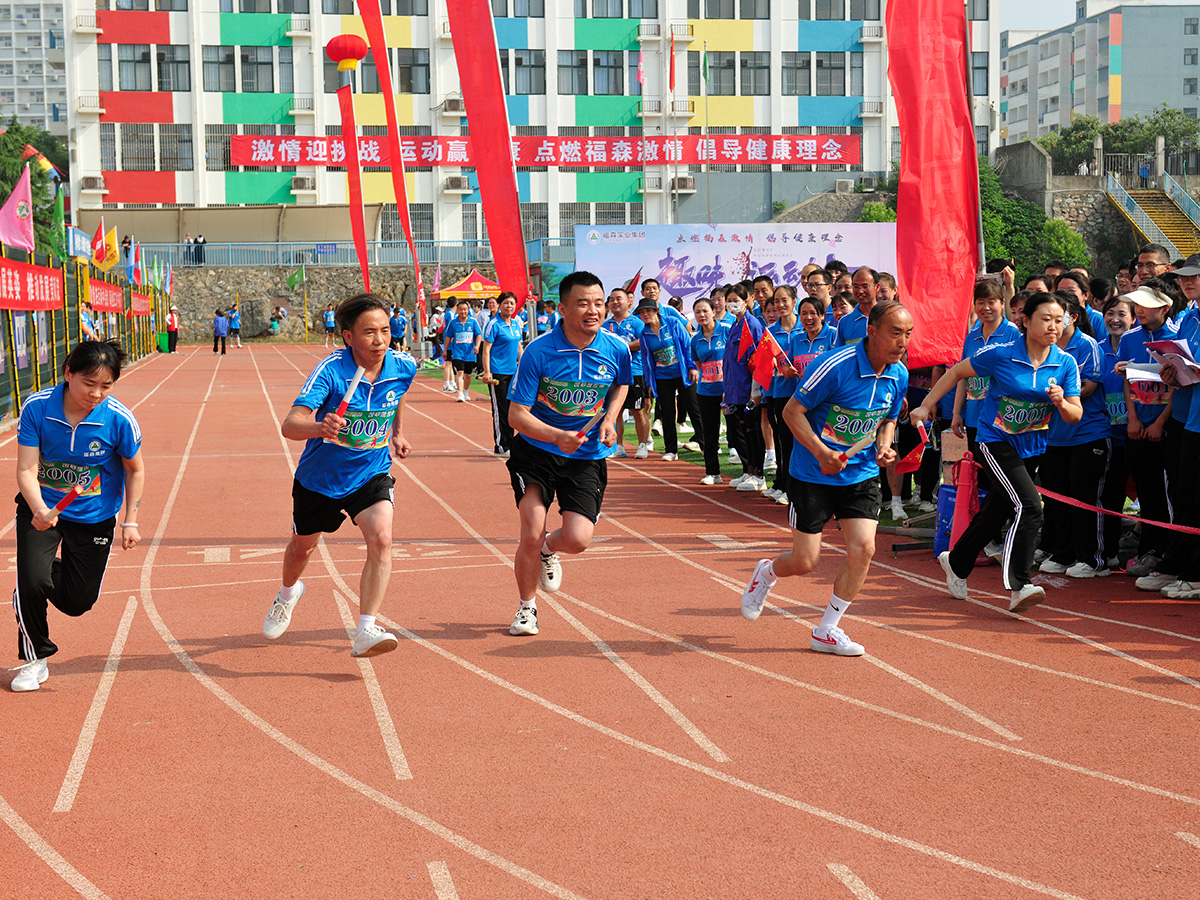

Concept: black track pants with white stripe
[[489, 373, 514, 454], [13, 496, 115, 662], [947, 441, 1042, 592]]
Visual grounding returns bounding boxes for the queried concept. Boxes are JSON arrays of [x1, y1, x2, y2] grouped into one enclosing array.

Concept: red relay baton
[[837, 431, 878, 463], [52, 475, 96, 514], [576, 408, 607, 439], [335, 365, 367, 418]]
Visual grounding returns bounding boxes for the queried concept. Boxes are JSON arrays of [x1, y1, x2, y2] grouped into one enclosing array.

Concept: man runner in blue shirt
[[505, 271, 632, 636], [262, 293, 416, 659], [740, 300, 913, 657], [322, 304, 337, 348]]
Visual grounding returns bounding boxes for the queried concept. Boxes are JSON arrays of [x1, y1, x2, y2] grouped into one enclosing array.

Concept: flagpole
[[704, 40, 711, 224], [670, 34, 678, 225], [303, 288, 310, 344], [963, 7, 985, 275]]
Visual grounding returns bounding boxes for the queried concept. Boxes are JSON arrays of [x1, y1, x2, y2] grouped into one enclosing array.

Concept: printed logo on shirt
[[89, 441, 101, 452], [700, 360, 724, 383], [386, 390, 396, 404], [993, 396, 1053, 434], [597, 364, 610, 378], [328, 409, 394, 451], [820, 405, 885, 448], [38, 458, 101, 496], [536, 377, 606, 417], [966, 374, 990, 401]]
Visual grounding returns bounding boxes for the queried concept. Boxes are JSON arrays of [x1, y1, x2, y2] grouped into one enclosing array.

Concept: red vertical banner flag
[[886, 0, 979, 369], [446, 0, 533, 301], [358, 0, 428, 326], [669, 31, 676, 92]]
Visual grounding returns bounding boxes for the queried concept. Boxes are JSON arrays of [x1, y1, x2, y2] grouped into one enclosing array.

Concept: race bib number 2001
[[820, 405, 884, 448], [537, 377, 606, 418], [993, 396, 1053, 434]]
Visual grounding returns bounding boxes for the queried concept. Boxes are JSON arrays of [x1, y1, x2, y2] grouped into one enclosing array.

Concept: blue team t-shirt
[[229, 310, 240, 330], [443, 315, 483, 362], [507, 325, 632, 460], [690, 321, 730, 397], [961, 319, 1023, 428], [293, 348, 417, 497], [323, 309, 336, 329], [767, 321, 798, 398], [483, 316, 524, 376], [788, 324, 838, 382], [603, 315, 645, 377], [1100, 337, 1127, 444], [971, 339, 1082, 458], [17, 383, 142, 524], [1169, 312, 1199, 426], [790, 342, 908, 487], [1047, 328, 1109, 447], [834, 307, 868, 346], [1117, 321, 1178, 426], [640, 323, 684, 380]]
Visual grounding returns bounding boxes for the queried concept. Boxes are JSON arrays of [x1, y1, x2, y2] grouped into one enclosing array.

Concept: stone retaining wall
[[1050, 190, 1139, 277]]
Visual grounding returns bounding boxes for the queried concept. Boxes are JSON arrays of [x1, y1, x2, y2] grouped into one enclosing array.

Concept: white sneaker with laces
[[10, 658, 47, 692], [539, 550, 563, 593], [1066, 562, 1111, 578], [938, 551, 968, 600], [351, 623, 399, 658], [700, 474, 722, 485], [510, 606, 538, 635], [1163, 580, 1200, 599], [678, 422, 694, 434], [737, 475, 767, 492], [775, 491, 789, 505], [764, 454, 777, 474], [1009, 583, 1047, 613], [764, 488, 782, 500], [916, 500, 937, 513], [811, 626, 864, 657], [682, 441, 701, 452], [1135, 571, 1176, 591], [1038, 558, 1068, 574], [661, 452, 678, 461], [741, 559, 776, 621], [456, 391, 466, 403], [652, 420, 664, 435], [728, 449, 741, 464], [729, 473, 749, 488], [889, 499, 908, 521], [635, 442, 650, 459], [263, 581, 305, 639]]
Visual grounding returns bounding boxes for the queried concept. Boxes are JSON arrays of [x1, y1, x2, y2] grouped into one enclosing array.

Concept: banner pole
[[964, 7, 986, 275], [304, 288, 310, 344], [704, 40, 711, 224]]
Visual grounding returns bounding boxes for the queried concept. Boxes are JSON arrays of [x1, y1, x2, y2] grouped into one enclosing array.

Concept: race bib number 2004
[[331, 409, 394, 450], [537, 377, 606, 418]]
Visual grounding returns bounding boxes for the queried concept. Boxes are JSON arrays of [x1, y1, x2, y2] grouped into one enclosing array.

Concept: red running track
[[1, 344, 1198, 900]]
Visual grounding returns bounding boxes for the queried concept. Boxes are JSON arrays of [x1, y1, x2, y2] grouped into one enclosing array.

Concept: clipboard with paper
[[1143, 339, 1200, 386]]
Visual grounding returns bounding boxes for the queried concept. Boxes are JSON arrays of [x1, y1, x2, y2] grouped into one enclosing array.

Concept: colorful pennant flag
[[286, 265, 306, 291], [0, 165, 35, 252], [51, 183, 66, 260], [91, 218, 106, 261]]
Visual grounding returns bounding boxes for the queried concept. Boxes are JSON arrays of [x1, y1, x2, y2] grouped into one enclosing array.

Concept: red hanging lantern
[[326, 34, 368, 72]]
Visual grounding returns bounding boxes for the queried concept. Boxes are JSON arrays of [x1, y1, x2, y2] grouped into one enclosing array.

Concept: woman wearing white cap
[[166, 305, 180, 353]]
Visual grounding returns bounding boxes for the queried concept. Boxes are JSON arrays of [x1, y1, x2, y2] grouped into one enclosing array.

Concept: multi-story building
[[65, 0, 1000, 243], [0, 1, 68, 137], [1001, 0, 1200, 145]]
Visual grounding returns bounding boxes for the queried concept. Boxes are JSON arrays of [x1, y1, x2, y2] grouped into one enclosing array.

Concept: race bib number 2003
[[820, 405, 884, 448], [537, 377, 606, 418]]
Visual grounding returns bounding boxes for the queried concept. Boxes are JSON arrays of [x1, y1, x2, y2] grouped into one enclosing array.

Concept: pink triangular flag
[[0, 165, 35, 252]]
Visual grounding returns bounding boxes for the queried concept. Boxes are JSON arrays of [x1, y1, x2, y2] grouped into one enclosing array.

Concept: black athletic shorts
[[325, 326, 335, 334], [787, 476, 882, 535], [623, 375, 647, 411], [230, 328, 240, 336], [507, 434, 607, 523], [451, 358, 476, 374], [291, 471, 395, 536]]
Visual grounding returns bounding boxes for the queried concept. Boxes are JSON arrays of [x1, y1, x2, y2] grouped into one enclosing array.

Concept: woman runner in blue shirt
[[690, 296, 730, 484], [481, 291, 524, 457], [913, 293, 1083, 613], [635, 297, 700, 461]]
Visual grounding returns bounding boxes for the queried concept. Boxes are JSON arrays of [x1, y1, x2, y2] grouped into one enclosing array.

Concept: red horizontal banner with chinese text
[[131, 291, 151, 316], [90, 279, 124, 314], [230, 134, 861, 168], [0, 257, 64, 312]]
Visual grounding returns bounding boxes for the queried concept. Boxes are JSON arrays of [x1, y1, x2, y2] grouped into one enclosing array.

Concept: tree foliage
[[858, 200, 896, 223], [1037, 104, 1200, 174], [0, 118, 62, 256]]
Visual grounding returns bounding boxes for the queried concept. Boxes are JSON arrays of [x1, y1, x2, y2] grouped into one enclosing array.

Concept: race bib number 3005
[[993, 396, 1053, 434], [820, 405, 884, 448], [537, 377, 606, 418], [331, 409, 394, 450], [38, 458, 101, 495]]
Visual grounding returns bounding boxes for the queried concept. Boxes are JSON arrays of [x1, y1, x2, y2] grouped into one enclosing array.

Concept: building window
[[976, 124, 989, 157], [890, 125, 901, 167], [205, 124, 236, 171], [98, 44, 113, 92], [1187, 18, 1199, 35], [203, 45, 236, 92], [392, 0, 427, 11], [1187, 48, 1198, 66], [629, 0, 655, 15], [815, 0, 843, 19], [240, 46, 273, 93], [492, 0, 506, 15], [740, 51, 769, 95], [239, 0, 269, 11], [323, 58, 339, 93], [1187, 108, 1199, 119], [782, 51, 810, 95], [157, 45, 190, 92], [278, 0, 310, 11], [558, 50, 588, 95], [575, 0, 586, 16], [849, 0, 878, 19], [967, 0, 987, 20], [160, 124, 193, 171], [322, 0, 354, 12], [118, 44, 152, 91], [850, 50, 862, 95], [596, 202, 626, 225], [120, 124, 155, 171], [499, 50, 509, 93], [156, 0, 188, 10], [100, 123, 116, 171], [593, 0, 621, 16], [394, 49, 430, 93], [628, 53, 642, 96], [560, 202, 590, 239], [798, 0, 809, 17], [360, 48, 382, 93], [740, 0, 768, 18], [815, 52, 844, 95], [514, 49, 545, 94], [513, 0, 544, 14], [593, 51, 624, 95], [1186, 78, 1199, 95], [515, 124, 547, 172], [520, 202, 549, 241], [708, 50, 735, 95], [972, 51, 988, 95], [279, 46, 293, 93], [705, 0, 734, 17]]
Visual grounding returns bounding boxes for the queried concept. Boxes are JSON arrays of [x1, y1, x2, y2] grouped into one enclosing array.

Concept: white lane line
[[827, 863, 882, 900], [390, 438, 729, 765], [131, 348, 590, 899], [1177, 831, 1200, 849], [53, 596, 139, 813], [331, 588, 413, 780], [427, 861, 461, 900], [0, 791, 113, 899], [615, 462, 1200, 689]]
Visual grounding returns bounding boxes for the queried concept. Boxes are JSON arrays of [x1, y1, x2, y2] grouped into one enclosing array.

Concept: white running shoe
[[729, 473, 750, 488], [510, 606, 538, 635], [1066, 562, 1110, 578], [938, 551, 968, 600], [1163, 580, 1200, 599], [682, 441, 701, 452], [635, 442, 650, 459], [741, 559, 776, 621], [728, 449, 741, 464], [1135, 571, 1176, 591], [264, 582, 305, 639], [442, 382, 456, 393], [661, 452, 678, 461], [811, 626, 864, 657], [700, 474, 723, 485], [889, 499, 908, 521], [764, 454, 777, 475], [776, 491, 789, 505], [764, 488, 781, 500], [678, 422, 694, 434], [736, 475, 767, 492], [456, 391, 466, 403], [984, 540, 1004, 562], [652, 420, 664, 435], [1009, 583, 1047, 613], [539, 550, 563, 593], [1038, 558, 1068, 574], [351, 623, 399, 658], [10, 658, 47, 692], [916, 500, 937, 513]]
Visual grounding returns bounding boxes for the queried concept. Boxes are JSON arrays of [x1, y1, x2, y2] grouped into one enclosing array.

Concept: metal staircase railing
[[1164, 172, 1200, 231], [1106, 173, 1180, 258]]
